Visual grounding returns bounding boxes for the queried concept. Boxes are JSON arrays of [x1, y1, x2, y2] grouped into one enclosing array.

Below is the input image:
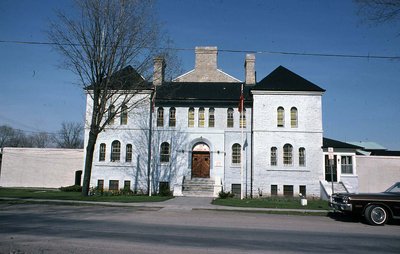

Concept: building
[[85, 46, 326, 198]]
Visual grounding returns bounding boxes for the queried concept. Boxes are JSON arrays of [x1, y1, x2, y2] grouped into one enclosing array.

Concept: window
[[227, 108, 234, 128], [159, 182, 170, 195], [124, 180, 131, 190], [232, 143, 241, 164], [240, 108, 246, 128], [277, 107, 284, 127], [108, 105, 115, 125], [208, 108, 215, 127], [271, 147, 277, 166], [283, 144, 293, 166], [126, 144, 132, 162], [111, 140, 121, 162], [169, 107, 176, 127], [188, 107, 194, 127], [109, 180, 119, 191], [160, 142, 170, 163], [198, 107, 205, 127], [290, 107, 298, 128], [97, 179, 104, 191], [341, 156, 353, 174], [271, 185, 278, 196], [283, 185, 293, 197], [157, 107, 164, 127], [300, 185, 307, 197], [299, 147, 306, 166], [120, 104, 128, 125], [99, 143, 106, 161], [231, 184, 241, 197]]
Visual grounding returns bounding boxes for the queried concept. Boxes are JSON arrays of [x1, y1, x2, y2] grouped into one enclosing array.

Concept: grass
[[0, 188, 172, 203], [212, 197, 330, 210]]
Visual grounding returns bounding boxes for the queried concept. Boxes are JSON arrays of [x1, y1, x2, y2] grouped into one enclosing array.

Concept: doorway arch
[[192, 142, 210, 178]]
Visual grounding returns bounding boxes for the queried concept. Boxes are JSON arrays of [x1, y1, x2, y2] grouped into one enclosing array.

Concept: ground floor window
[[341, 156, 353, 174], [231, 184, 241, 197], [159, 182, 170, 196], [299, 185, 306, 197], [124, 180, 131, 191], [97, 179, 104, 191], [109, 180, 119, 191], [271, 185, 278, 196], [283, 185, 293, 197]]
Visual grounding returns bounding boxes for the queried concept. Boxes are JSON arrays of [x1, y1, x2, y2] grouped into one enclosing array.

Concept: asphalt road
[[0, 203, 399, 254]]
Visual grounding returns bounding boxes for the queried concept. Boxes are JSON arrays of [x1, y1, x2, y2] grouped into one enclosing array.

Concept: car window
[[385, 183, 400, 193]]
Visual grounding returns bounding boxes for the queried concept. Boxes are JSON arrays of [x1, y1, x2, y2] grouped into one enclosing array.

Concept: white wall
[[0, 148, 84, 188]]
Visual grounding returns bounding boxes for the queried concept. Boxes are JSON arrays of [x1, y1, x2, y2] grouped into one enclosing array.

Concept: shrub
[[59, 185, 82, 192], [218, 190, 234, 199]]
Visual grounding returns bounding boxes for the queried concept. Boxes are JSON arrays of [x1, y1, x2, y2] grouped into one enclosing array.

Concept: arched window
[[126, 144, 132, 162], [227, 108, 234, 128], [208, 108, 215, 127], [271, 147, 277, 166], [120, 104, 128, 125], [240, 108, 246, 128], [157, 107, 164, 127], [291, 107, 298, 128], [160, 142, 170, 163], [169, 107, 176, 127], [283, 144, 293, 165], [111, 140, 121, 162], [108, 105, 115, 125], [232, 143, 241, 164], [188, 107, 195, 127], [299, 147, 306, 166], [99, 143, 106, 161], [198, 107, 205, 127], [277, 107, 284, 127]]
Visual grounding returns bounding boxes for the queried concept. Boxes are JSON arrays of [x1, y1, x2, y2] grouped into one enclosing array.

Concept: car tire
[[365, 205, 388, 226]]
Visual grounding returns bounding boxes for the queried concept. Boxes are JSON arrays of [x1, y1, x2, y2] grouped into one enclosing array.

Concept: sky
[[0, 0, 399, 149]]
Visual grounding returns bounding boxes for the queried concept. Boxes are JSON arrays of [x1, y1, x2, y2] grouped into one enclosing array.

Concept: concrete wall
[[357, 155, 400, 193], [0, 148, 84, 188]]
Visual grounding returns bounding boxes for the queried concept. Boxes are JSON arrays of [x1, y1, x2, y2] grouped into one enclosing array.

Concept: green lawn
[[212, 197, 330, 210], [0, 188, 171, 203]]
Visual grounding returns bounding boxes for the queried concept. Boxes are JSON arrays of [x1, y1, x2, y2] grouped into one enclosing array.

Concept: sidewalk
[[0, 196, 330, 214]]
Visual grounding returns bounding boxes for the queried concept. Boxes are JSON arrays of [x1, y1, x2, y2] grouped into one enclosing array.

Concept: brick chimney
[[195, 46, 218, 71], [153, 56, 165, 86], [244, 54, 256, 85]]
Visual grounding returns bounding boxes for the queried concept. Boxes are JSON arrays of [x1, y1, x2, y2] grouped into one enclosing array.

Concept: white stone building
[[85, 46, 326, 198]]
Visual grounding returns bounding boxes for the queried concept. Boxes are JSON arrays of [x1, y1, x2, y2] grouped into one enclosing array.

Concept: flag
[[238, 84, 244, 113]]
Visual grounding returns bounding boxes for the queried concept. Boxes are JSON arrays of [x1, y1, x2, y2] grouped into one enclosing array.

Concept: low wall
[[0, 148, 84, 188], [357, 155, 400, 193]]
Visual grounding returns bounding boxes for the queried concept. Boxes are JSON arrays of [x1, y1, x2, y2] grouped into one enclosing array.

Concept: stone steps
[[182, 178, 214, 197]]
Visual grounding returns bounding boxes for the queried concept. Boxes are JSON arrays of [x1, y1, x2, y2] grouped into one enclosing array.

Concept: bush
[[218, 190, 234, 199], [59, 185, 82, 192]]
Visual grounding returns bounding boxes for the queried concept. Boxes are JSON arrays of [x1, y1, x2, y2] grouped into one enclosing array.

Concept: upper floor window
[[227, 108, 234, 128], [208, 108, 215, 127], [111, 140, 121, 162], [157, 107, 164, 127], [169, 107, 176, 127], [232, 143, 241, 164], [271, 147, 277, 166], [291, 107, 298, 128], [120, 104, 128, 125], [126, 144, 132, 162], [277, 107, 284, 127], [240, 108, 246, 128], [108, 105, 115, 125], [160, 142, 170, 163], [341, 156, 353, 174], [188, 107, 195, 127], [299, 147, 306, 166], [198, 107, 205, 127], [99, 143, 106, 161], [283, 143, 293, 165]]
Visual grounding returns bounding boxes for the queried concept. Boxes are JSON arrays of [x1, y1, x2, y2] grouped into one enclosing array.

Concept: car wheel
[[365, 205, 388, 226]]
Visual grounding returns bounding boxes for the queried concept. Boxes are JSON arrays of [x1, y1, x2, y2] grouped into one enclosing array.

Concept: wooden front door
[[192, 152, 210, 178]]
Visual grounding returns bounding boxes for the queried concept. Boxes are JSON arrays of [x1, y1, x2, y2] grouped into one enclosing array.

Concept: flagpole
[[240, 84, 244, 200]]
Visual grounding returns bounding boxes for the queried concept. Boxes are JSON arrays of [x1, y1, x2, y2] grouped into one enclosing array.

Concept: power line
[[1, 39, 399, 60]]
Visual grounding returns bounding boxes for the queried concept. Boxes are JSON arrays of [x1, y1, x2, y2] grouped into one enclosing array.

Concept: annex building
[[85, 46, 326, 198]]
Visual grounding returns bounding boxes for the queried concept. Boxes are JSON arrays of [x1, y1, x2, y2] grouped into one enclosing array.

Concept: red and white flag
[[238, 84, 244, 113]]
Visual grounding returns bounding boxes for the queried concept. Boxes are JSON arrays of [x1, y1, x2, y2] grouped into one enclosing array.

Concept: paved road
[[0, 203, 399, 253]]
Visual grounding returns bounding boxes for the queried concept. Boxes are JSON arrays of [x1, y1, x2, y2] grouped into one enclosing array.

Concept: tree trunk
[[82, 130, 97, 196]]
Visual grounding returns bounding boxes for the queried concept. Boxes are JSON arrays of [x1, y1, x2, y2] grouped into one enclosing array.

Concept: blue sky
[[0, 0, 399, 149]]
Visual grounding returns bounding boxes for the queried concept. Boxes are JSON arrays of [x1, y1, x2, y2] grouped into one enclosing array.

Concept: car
[[330, 182, 400, 225]]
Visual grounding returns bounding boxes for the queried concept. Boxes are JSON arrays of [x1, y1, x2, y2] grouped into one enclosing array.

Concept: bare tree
[[355, 0, 400, 23], [0, 125, 15, 148], [30, 132, 53, 148], [48, 0, 178, 195], [55, 122, 83, 149]]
